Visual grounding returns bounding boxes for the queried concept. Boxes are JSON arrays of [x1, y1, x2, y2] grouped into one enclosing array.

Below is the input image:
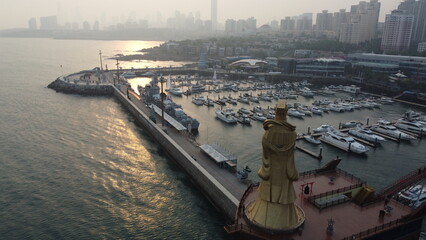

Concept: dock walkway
[[123, 85, 247, 207]]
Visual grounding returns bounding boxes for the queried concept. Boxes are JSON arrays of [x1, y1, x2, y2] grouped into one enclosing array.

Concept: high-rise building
[[381, 10, 414, 52], [316, 10, 333, 32], [339, 0, 380, 44], [332, 9, 349, 37], [280, 17, 295, 32], [28, 18, 37, 30], [211, 0, 217, 31], [40, 16, 58, 30], [398, 0, 426, 42]]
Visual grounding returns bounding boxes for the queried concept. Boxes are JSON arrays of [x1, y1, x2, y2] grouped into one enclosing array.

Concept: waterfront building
[[418, 42, 426, 53], [295, 58, 347, 77], [40, 16, 58, 30], [398, 0, 426, 42], [211, 0, 218, 32], [228, 59, 268, 72], [28, 18, 37, 30], [381, 10, 414, 53], [339, 0, 380, 44], [348, 53, 426, 80]]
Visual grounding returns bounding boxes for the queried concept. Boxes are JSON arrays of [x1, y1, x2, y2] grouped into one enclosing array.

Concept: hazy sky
[[0, 0, 403, 30]]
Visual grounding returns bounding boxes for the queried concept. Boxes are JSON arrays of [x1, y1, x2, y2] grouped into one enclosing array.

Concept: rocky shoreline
[[47, 78, 113, 96]]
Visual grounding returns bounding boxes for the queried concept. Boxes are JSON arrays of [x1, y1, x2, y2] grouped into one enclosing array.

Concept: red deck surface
[[231, 170, 414, 240]]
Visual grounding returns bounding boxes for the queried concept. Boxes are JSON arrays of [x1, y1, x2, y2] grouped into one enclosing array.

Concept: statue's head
[[275, 100, 288, 119]]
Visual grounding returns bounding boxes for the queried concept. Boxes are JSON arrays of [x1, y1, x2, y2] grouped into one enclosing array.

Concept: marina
[[48, 64, 426, 239]]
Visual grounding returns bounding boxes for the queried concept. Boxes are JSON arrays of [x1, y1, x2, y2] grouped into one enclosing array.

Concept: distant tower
[[211, 0, 218, 32]]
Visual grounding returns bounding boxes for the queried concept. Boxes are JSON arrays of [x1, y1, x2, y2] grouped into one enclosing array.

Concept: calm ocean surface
[[1, 38, 425, 239]]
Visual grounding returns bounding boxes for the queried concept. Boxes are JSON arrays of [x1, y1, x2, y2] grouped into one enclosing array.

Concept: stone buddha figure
[[247, 100, 304, 230]]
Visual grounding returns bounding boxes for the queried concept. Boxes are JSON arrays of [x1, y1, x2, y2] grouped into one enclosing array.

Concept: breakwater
[[48, 77, 113, 95]]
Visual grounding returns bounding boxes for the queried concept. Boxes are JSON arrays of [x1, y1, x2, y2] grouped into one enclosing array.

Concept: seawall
[[112, 85, 239, 221], [48, 77, 113, 95]]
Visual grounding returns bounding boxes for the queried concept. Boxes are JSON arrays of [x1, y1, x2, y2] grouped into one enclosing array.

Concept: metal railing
[[341, 216, 410, 240]]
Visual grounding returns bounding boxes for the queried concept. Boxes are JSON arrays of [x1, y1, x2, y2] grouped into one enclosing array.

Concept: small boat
[[303, 135, 321, 145], [215, 109, 237, 124], [169, 87, 183, 96], [237, 115, 252, 125], [253, 113, 267, 122], [239, 108, 251, 114], [192, 96, 205, 105], [120, 71, 137, 78], [341, 121, 359, 129], [287, 108, 305, 119], [311, 107, 323, 115]]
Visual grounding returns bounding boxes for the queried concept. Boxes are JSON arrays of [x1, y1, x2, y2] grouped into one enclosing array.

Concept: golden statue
[[247, 100, 304, 230]]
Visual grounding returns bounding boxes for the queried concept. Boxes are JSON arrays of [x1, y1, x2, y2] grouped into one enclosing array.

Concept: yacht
[[329, 104, 345, 113], [287, 108, 305, 119], [313, 124, 332, 133], [253, 113, 267, 122], [239, 108, 251, 115], [253, 106, 263, 113], [371, 121, 416, 141], [320, 129, 369, 154], [395, 119, 426, 135], [341, 121, 359, 129], [311, 107, 323, 115], [205, 98, 215, 107], [215, 109, 237, 124], [168, 87, 183, 96], [249, 96, 260, 103], [192, 96, 205, 105], [348, 126, 386, 143], [300, 89, 314, 98], [238, 97, 250, 104], [190, 83, 206, 93], [120, 71, 137, 78], [237, 115, 251, 125], [303, 135, 321, 145], [297, 107, 312, 117]]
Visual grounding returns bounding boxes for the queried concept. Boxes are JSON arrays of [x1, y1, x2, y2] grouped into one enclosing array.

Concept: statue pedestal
[[244, 200, 305, 234]]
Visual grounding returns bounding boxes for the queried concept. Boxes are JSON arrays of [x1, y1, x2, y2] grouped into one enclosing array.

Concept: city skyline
[[0, 0, 403, 30]]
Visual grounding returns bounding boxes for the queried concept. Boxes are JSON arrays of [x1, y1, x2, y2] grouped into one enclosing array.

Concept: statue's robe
[[248, 119, 300, 229]]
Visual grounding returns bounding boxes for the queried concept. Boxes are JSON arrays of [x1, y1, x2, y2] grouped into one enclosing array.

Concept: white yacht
[[239, 108, 251, 115], [205, 98, 214, 107], [168, 87, 183, 96], [237, 115, 251, 125], [371, 121, 416, 141], [395, 119, 426, 135], [341, 121, 359, 129], [192, 96, 205, 105], [320, 129, 369, 154], [313, 125, 331, 133], [215, 109, 237, 124], [329, 104, 345, 113], [348, 126, 386, 143], [287, 108, 305, 119], [253, 113, 267, 122], [238, 97, 250, 104], [311, 107, 323, 115], [120, 71, 137, 78], [303, 135, 321, 145]]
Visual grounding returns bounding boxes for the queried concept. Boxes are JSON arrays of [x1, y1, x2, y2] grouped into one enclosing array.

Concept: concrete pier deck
[[112, 83, 248, 220]]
